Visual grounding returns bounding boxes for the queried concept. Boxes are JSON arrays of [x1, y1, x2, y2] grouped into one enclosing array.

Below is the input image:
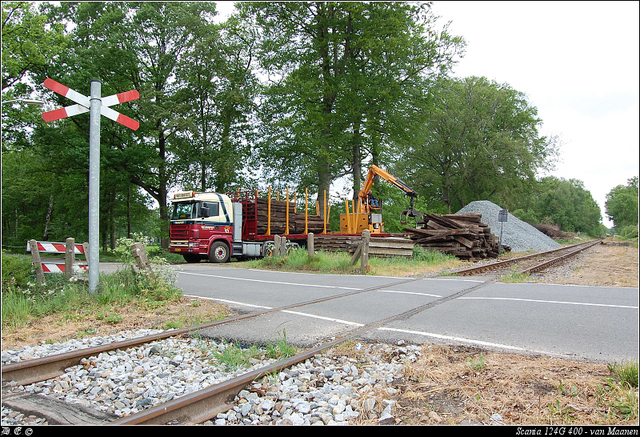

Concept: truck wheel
[[209, 241, 230, 263]]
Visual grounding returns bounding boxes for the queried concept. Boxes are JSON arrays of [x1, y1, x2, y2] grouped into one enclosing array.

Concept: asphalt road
[[173, 264, 638, 363]]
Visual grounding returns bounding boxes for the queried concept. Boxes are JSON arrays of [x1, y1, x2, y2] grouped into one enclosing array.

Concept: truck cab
[[169, 191, 240, 263]]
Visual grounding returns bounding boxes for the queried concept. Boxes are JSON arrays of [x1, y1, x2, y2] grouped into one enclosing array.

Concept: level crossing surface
[[172, 265, 638, 363]]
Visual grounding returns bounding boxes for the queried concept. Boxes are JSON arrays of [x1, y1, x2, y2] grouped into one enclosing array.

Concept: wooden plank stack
[[405, 213, 507, 260], [256, 198, 328, 235], [313, 235, 414, 258]]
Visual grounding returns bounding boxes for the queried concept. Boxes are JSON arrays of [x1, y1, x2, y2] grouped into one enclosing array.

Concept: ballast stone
[[456, 200, 560, 253]]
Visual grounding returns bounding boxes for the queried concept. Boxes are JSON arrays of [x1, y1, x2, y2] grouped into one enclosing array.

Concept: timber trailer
[[169, 167, 421, 263]]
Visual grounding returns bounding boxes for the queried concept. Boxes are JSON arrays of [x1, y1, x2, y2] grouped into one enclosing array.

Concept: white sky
[[431, 1, 639, 227], [215, 1, 639, 227]]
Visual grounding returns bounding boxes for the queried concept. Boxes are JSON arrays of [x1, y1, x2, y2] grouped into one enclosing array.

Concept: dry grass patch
[[388, 345, 637, 426]]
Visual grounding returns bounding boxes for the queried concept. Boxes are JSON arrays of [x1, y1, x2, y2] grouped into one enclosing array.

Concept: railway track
[[2, 240, 603, 425], [451, 239, 602, 277]]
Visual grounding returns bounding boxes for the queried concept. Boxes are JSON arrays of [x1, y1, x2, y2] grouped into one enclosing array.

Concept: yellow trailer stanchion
[[305, 189, 309, 235], [267, 186, 271, 236], [323, 190, 327, 234]]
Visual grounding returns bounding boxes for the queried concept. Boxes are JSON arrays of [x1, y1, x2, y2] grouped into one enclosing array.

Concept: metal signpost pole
[[42, 78, 139, 293], [89, 79, 102, 293], [498, 209, 508, 257]]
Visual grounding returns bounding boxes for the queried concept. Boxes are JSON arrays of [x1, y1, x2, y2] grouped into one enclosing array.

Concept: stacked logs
[[256, 198, 328, 235], [405, 213, 508, 260]]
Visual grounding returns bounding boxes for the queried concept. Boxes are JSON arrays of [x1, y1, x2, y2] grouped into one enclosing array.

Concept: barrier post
[[360, 229, 370, 274], [308, 232, 314, 260], [29, 239, 45, 283], [65, 237, 75, 280]]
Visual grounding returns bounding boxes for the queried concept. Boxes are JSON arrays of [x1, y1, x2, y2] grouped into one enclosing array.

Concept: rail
[[451, 240, 602, 277]]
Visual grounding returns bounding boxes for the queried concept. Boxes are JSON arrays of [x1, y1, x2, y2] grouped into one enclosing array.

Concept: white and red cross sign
[[42, 78, 139, 130]]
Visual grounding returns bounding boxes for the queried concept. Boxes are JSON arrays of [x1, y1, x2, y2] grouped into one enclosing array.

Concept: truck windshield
[[171, 201, 220, 220], [171, 203, 196, 220]]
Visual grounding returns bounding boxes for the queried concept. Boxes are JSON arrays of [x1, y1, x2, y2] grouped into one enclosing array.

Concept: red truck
[[169, 189, 329, 263], [169, 167, 420, 263]]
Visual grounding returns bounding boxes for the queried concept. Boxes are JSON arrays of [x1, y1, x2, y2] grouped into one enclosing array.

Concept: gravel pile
[[456, 200, 560, 253], [2, 330, 416, 426]]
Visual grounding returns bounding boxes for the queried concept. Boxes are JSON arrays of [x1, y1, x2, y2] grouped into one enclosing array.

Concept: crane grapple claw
[[400, 207, 423, 226]]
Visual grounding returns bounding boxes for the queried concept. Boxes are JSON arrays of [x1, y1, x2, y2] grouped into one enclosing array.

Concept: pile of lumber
[[405, 213, 508, 260], [313, 235, 414, 258], [256, 198, 328, 235]]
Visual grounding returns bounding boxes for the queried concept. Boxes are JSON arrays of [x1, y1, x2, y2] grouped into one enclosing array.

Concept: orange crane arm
[[359, 165, 417, 212]]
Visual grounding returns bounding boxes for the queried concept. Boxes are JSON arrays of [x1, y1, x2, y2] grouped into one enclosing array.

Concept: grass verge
[[1, 249, 228, 344], [239, 246, 462, 277]]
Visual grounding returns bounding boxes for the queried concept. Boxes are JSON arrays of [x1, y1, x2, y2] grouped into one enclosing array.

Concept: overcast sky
[[215, 2, 639, 227], [431, 1, 639, 227]]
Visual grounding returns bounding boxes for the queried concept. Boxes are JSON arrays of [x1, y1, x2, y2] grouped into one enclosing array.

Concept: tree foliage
[[3, 2, 256, 249], [2, 1, 612, 248], [1, 1, 68, 91], [241, 1, 464, 212], [605, 177, 639, 231], [393, 76, 559, 213], [510, 176, 603, 236]]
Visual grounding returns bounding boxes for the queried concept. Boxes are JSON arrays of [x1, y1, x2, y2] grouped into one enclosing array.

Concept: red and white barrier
[[27, 241, 85, 254], [42, 263, 89, 274], [28, 239, 88, 276]]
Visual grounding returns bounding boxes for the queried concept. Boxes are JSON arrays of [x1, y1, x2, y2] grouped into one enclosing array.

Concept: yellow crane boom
[[341, 165, 423, 234]]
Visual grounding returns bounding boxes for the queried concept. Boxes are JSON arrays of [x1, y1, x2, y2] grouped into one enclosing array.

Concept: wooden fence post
[[131, 242, 154, 278], [361, 229, 370, 274], [65, 237, 75, 280], [350, 242, 362, 265], [274, 235, 281, 256], [307, 232, 314, 260], [82, 242, 90, 270], [29, 239, 45, 283]]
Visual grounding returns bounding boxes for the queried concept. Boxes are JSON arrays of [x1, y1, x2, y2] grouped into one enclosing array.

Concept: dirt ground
[[2, 240, 638, 426], [529, 241, 638, 288], [358, 241, 639, 426]]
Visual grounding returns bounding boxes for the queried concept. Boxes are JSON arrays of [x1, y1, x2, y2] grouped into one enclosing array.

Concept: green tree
[[605, 177, 639, 230], [1, 1, 68, 91], [242, 1, 463, 212], [535, 177, 602, 235], [39, 2, 233, 248], [394, 76, 559, 213], [172, 12, 259, 193]]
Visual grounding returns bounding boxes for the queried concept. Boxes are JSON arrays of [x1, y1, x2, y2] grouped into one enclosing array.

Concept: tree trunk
[[158, 128, 170, 250], [351, 119, 362, 201], [42, 194, 54, 241]]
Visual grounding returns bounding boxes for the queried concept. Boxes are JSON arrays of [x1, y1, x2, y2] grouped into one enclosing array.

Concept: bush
[[618, 225, 638, 241], [1, 251, 34, 288], [1, 238, 182, 331]]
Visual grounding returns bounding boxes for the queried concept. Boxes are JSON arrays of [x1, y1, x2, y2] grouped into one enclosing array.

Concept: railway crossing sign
[[42, 78, 139, 130], [41, 78, 140, 293]]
